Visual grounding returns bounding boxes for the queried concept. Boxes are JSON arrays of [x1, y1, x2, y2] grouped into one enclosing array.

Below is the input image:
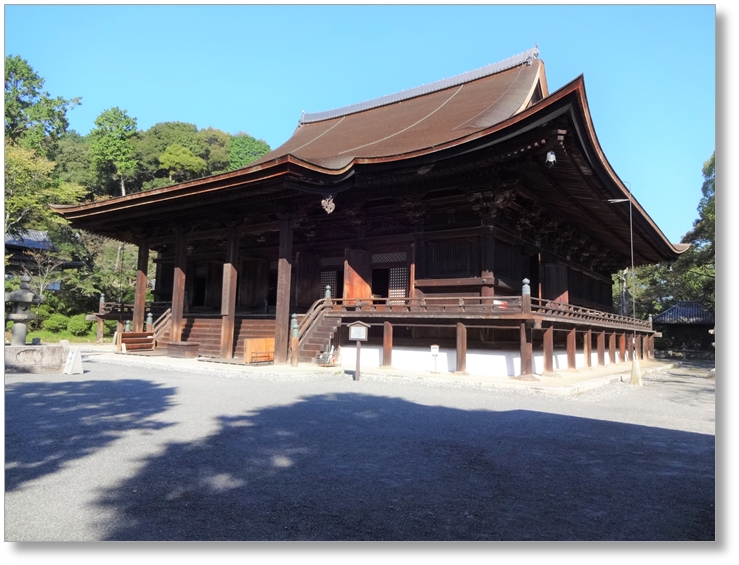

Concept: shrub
[[43, 313, 69, 333], [103, 320, 117, 337], [67, 314, 92, 336]]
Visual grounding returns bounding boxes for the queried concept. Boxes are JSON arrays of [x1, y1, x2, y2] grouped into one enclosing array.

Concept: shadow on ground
[[94, 392, 714, 541], [5, 379, 175, 492]]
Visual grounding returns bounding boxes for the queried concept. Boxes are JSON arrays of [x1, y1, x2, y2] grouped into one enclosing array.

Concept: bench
[[249, 351, 274, 365]]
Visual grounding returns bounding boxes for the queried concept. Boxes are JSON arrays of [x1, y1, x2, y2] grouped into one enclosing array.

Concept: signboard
[[430, 344, 439, 356], [63, 348, 83, 375], [348, 322, 369, 341]]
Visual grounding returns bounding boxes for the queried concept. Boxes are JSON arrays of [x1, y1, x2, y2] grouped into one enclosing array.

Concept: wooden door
[[343, 249, 372, 305], [543, 262, 569, 303], [295, 252, 321, 308]]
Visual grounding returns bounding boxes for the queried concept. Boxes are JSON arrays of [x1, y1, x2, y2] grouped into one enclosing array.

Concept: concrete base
[[4, 342, 70, 373]]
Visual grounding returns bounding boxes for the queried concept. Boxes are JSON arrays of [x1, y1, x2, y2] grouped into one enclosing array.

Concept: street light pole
[[608, 181, 642, 386]]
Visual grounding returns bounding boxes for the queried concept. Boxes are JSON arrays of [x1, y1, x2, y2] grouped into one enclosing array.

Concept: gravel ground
[[5, 357, 715, 541]]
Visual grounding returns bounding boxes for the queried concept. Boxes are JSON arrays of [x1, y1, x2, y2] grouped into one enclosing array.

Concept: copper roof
[[653, 301, 715, 325], [253, 48, 547, 170]]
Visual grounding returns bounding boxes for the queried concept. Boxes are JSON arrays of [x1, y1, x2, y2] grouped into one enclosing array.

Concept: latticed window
[[389, 267, 407, 303], [427, 239, 479, 278], [320, 270, 338, 299]]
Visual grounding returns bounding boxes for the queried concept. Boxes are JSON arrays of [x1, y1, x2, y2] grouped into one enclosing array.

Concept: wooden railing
[[152, 308, 172, 347], [530, 298, 652, 330], [321, 295, 522, 315]]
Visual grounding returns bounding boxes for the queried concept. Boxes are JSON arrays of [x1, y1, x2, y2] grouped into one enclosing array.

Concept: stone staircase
[[168, 316, 276, 359], [297, 314, 340, 363]]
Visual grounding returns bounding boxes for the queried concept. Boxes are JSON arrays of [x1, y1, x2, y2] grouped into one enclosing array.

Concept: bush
[[67, 314, 92, 336], [103, 320, 117, 337], [43, 313, 69, 333]]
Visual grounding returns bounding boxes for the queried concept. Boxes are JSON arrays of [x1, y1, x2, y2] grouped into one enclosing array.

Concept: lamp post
[[608, 182, 642, 386]]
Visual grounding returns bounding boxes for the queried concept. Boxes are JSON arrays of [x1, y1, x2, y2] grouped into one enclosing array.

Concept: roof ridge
[[299, 46, 540, 125]]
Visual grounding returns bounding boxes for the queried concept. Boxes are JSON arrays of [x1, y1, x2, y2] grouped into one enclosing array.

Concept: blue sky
[[3, 3, 716, 244]]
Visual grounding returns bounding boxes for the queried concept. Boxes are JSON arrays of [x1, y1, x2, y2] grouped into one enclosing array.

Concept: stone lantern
[[5, 274, 44, 346]]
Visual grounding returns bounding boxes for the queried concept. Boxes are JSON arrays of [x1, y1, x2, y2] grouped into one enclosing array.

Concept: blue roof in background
[[4, 229, 55, 251], [653, 301, 715, 325]]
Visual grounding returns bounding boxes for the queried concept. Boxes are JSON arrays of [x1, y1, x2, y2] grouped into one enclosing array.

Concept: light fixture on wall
[[321, 194, 336, 214], [545, 150, 556, 168]]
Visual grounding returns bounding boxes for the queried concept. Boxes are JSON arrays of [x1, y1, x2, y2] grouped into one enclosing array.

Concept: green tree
[[229, 133, 270, 170], [89, 107, 138, 196], [54, 130, 98, 195], [4, 141, 85, 237], [198, 127, 231, 174], [158, 143, 207, 182], [627, 152, 716, 316], [4, 55, 81, 159]]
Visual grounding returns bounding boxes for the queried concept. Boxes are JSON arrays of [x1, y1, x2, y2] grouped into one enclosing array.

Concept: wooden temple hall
[[52, 47, 687, 377]]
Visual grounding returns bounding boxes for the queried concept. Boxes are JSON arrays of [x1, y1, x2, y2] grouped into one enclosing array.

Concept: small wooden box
[[167, 341, 200, 359]]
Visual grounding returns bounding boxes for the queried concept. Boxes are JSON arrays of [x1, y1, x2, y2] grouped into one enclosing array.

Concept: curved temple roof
[[51, 48, 686, 264], [255, 47, 547, 170]]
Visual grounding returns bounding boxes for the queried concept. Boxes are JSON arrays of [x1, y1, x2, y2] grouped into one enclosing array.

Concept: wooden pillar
[[481, 230, 494, 303], [627, 333, 634, 362], [567, 328, 577, 370], [648, 335, 655, 358], [619, 333, 627, 364], [608, 333, 617, 364], [456, 322, 467, 373], [597, 331, 606, 366], [274, 220, 293, 364], [133, 243, 149, 332], [170, 233, 188, 343], [636, 334, 643, 360], [116, 319, 123, 352], [220, 229, 239, 359], [383, 321, 393, 367], [520, 323, 532, 376], [409, 242, 417, 299], [96, 294, 105, 343], [543, 326, 554, 373], [584, 329, 592, 368]]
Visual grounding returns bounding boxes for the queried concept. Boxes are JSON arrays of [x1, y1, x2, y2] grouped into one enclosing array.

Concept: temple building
[[52, 47, 687, 377]]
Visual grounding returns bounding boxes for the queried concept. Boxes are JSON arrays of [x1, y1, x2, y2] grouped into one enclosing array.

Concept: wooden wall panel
[[296, 252, 321, 307], [343, 249, 372, 302]]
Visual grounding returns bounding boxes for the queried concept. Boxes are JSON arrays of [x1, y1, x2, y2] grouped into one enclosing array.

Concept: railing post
[[325, 285, 332, 301], [290, 313, 299, 367], [543, 326, 554, 373], [522, 278, 531, 314], [146, 312, 153, 332], [383, 321, 393, 367], [456, 322, 467, 373]]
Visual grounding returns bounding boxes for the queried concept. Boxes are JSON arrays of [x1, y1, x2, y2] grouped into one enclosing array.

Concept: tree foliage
[[158, 143, 207, 181], [229, 133, 270, 170], [626, 152, 716, 316], [89, 107, 138, 196], [4, 141, 86, 237], [4, 54, 80, 159]]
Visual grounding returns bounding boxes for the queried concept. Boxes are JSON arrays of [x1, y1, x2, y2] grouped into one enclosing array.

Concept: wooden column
[[636, 334, 643, 360], [543, 326, 554, 373], [383, 321, 393, 367], [627, 334, 634, 362], [274, 220, 293, 364], [409, 242, 417, 299], [567, 328, 577, 370], [220, 229, 239, 359], [170, 233, 188, 343], [456, 322, 467, 373], [609, 333, 617, 364], [619, 333, 627, 364], [520, 323, 532, 376], [597, 331, 606, 366], [133, 243, 149, 332], [584, 329, 592, 368], [481, 230, 495, 303], [648, 335, 655, 358]]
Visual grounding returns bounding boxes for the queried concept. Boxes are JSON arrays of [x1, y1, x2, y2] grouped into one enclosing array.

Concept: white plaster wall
[[336, 344, 621, 378]]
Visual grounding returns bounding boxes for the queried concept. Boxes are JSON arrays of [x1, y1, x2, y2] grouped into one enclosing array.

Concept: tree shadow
[[5, 379, 176, 492], [95, 393, 714, 541]]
